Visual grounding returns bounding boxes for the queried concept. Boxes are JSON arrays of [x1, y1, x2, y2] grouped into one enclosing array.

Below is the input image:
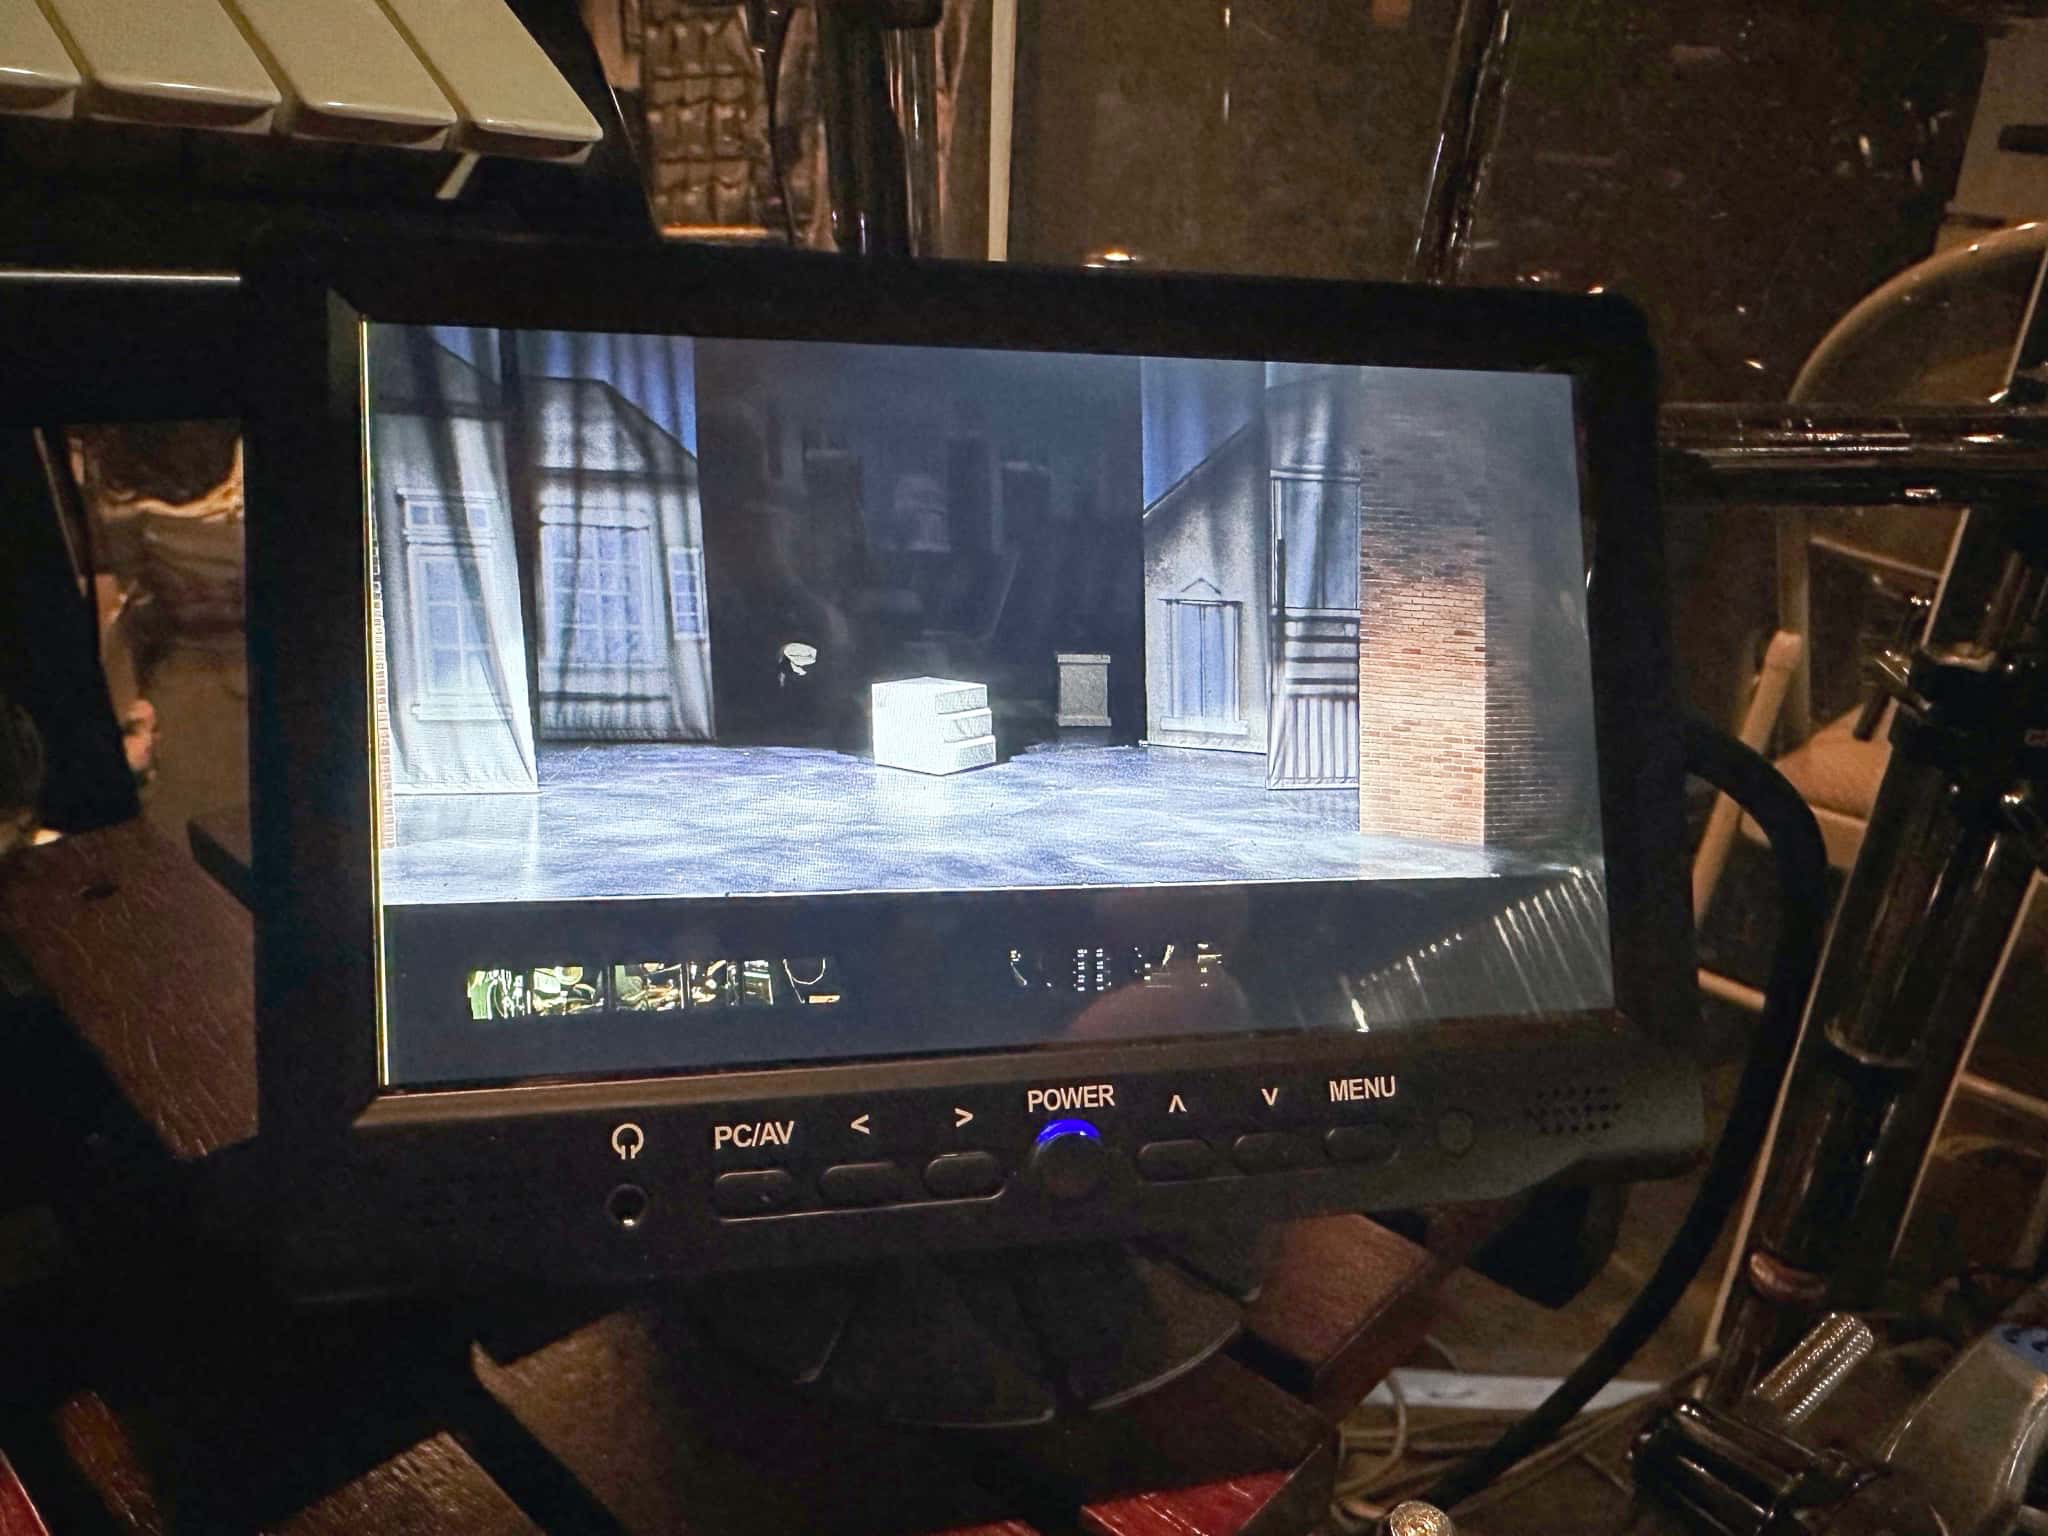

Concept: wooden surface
[[185, 804, 252, 916], [0, 819, 255, 1160], [272, 1437, 542, 1536], [1243, 1205, 1511, 1418], [1082, 1472, 1291, 1536], [0, 822, 1478, 1535], [0, 1454, 52, 1536]]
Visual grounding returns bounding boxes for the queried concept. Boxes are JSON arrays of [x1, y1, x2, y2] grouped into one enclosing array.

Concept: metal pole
[[1406, 0, 1513, 285], [1659, 403, 2048, 508], [814, 0, 941, 257], [1707, 249, 2048, 1400]]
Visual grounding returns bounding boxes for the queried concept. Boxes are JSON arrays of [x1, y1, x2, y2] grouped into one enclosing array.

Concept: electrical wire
[[740, 1, 803, 246], [1420, 1335, 1466, 1373], [1411, 1364, 1711, 1516], [1418, 717, 1829, 1510], [1336, 1373, 1410, 1498], [1575, 1446, 1633, 1496], [1335, 1360, 1714, 1521]]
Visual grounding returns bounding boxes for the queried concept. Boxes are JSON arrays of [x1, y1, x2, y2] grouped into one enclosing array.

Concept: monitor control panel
[[325, 1036, 1683, 1286], [690, 1068, 1421, 1222], [312, 1035, 1692, 1290]]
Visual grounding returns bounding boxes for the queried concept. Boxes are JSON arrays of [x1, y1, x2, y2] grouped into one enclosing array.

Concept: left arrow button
[[850, 1113, 871, 1135]]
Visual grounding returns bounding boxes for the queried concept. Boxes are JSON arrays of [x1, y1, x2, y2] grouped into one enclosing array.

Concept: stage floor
[[380, 740, 1562, 905]]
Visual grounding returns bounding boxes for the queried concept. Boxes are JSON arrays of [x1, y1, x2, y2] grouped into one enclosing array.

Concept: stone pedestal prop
[[1056, 652, 1112, 729]]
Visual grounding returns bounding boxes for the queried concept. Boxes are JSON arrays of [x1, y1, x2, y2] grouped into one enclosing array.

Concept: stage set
[[365, 325, 1601, 908]]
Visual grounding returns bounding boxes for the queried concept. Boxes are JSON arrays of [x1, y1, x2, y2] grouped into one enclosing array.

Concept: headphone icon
[[611, 1123, 645, 1161]]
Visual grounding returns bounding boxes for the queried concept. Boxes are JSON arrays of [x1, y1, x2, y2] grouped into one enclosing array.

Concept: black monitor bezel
[[242, 237, 1694, 1192]]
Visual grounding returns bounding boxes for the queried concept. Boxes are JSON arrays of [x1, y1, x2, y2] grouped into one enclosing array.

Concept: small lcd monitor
[[242, 241, 1700, 1293]]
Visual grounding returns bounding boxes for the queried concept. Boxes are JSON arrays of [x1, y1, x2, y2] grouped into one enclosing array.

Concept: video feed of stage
[[364, 324, 1615, 1085]]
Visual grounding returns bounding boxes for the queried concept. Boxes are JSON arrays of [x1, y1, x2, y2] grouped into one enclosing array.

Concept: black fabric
[[0, 430, 136, 834]]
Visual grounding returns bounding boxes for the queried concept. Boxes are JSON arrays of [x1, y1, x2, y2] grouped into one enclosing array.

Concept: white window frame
[[667, 546, 708, 639], [396, 491, 511, 723], [536, 516, 667, 683], [1160, 592, 1248, 735]]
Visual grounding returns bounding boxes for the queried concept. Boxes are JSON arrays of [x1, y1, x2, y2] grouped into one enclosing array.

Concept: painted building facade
[[1141, 363, 1365, 788], [1142, 360, 1595, 852], [369, 331, 715, 799]]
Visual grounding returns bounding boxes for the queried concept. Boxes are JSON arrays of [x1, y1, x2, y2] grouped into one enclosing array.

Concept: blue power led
[[1036, 1118, 1101, 1144]]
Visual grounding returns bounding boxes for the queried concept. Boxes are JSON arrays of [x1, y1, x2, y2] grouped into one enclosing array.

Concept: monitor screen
[[366, 324, 1612, 1088]]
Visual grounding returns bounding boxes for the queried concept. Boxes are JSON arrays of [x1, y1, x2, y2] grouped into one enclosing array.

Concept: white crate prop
[[871, 676, 997, 775]]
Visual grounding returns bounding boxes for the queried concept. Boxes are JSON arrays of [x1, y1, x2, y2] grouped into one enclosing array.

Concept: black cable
[[1421, 715, 1829, 1511], [755, 5, 804, 248]]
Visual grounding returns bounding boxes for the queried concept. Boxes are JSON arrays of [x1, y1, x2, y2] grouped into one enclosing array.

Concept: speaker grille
[[1524, 1083, 1621, 1138]]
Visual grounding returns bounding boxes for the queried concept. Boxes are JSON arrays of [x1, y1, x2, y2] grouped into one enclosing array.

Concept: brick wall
[[1358, 474, 1490, 844], [1481, 475, 1570, 849], [1356, 425, 1578, 853], [1352, 371, 1590, 855]]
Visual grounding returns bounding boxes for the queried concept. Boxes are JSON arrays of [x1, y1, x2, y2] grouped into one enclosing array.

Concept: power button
[[1028, 1119, 1109, 1200]]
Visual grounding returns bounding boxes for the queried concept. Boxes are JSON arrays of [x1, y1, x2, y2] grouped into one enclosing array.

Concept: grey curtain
[[368, 325, 538, 795]]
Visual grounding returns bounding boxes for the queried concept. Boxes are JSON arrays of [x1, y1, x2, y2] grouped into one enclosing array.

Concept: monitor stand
[[686, 1224, 1275, 1427]]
